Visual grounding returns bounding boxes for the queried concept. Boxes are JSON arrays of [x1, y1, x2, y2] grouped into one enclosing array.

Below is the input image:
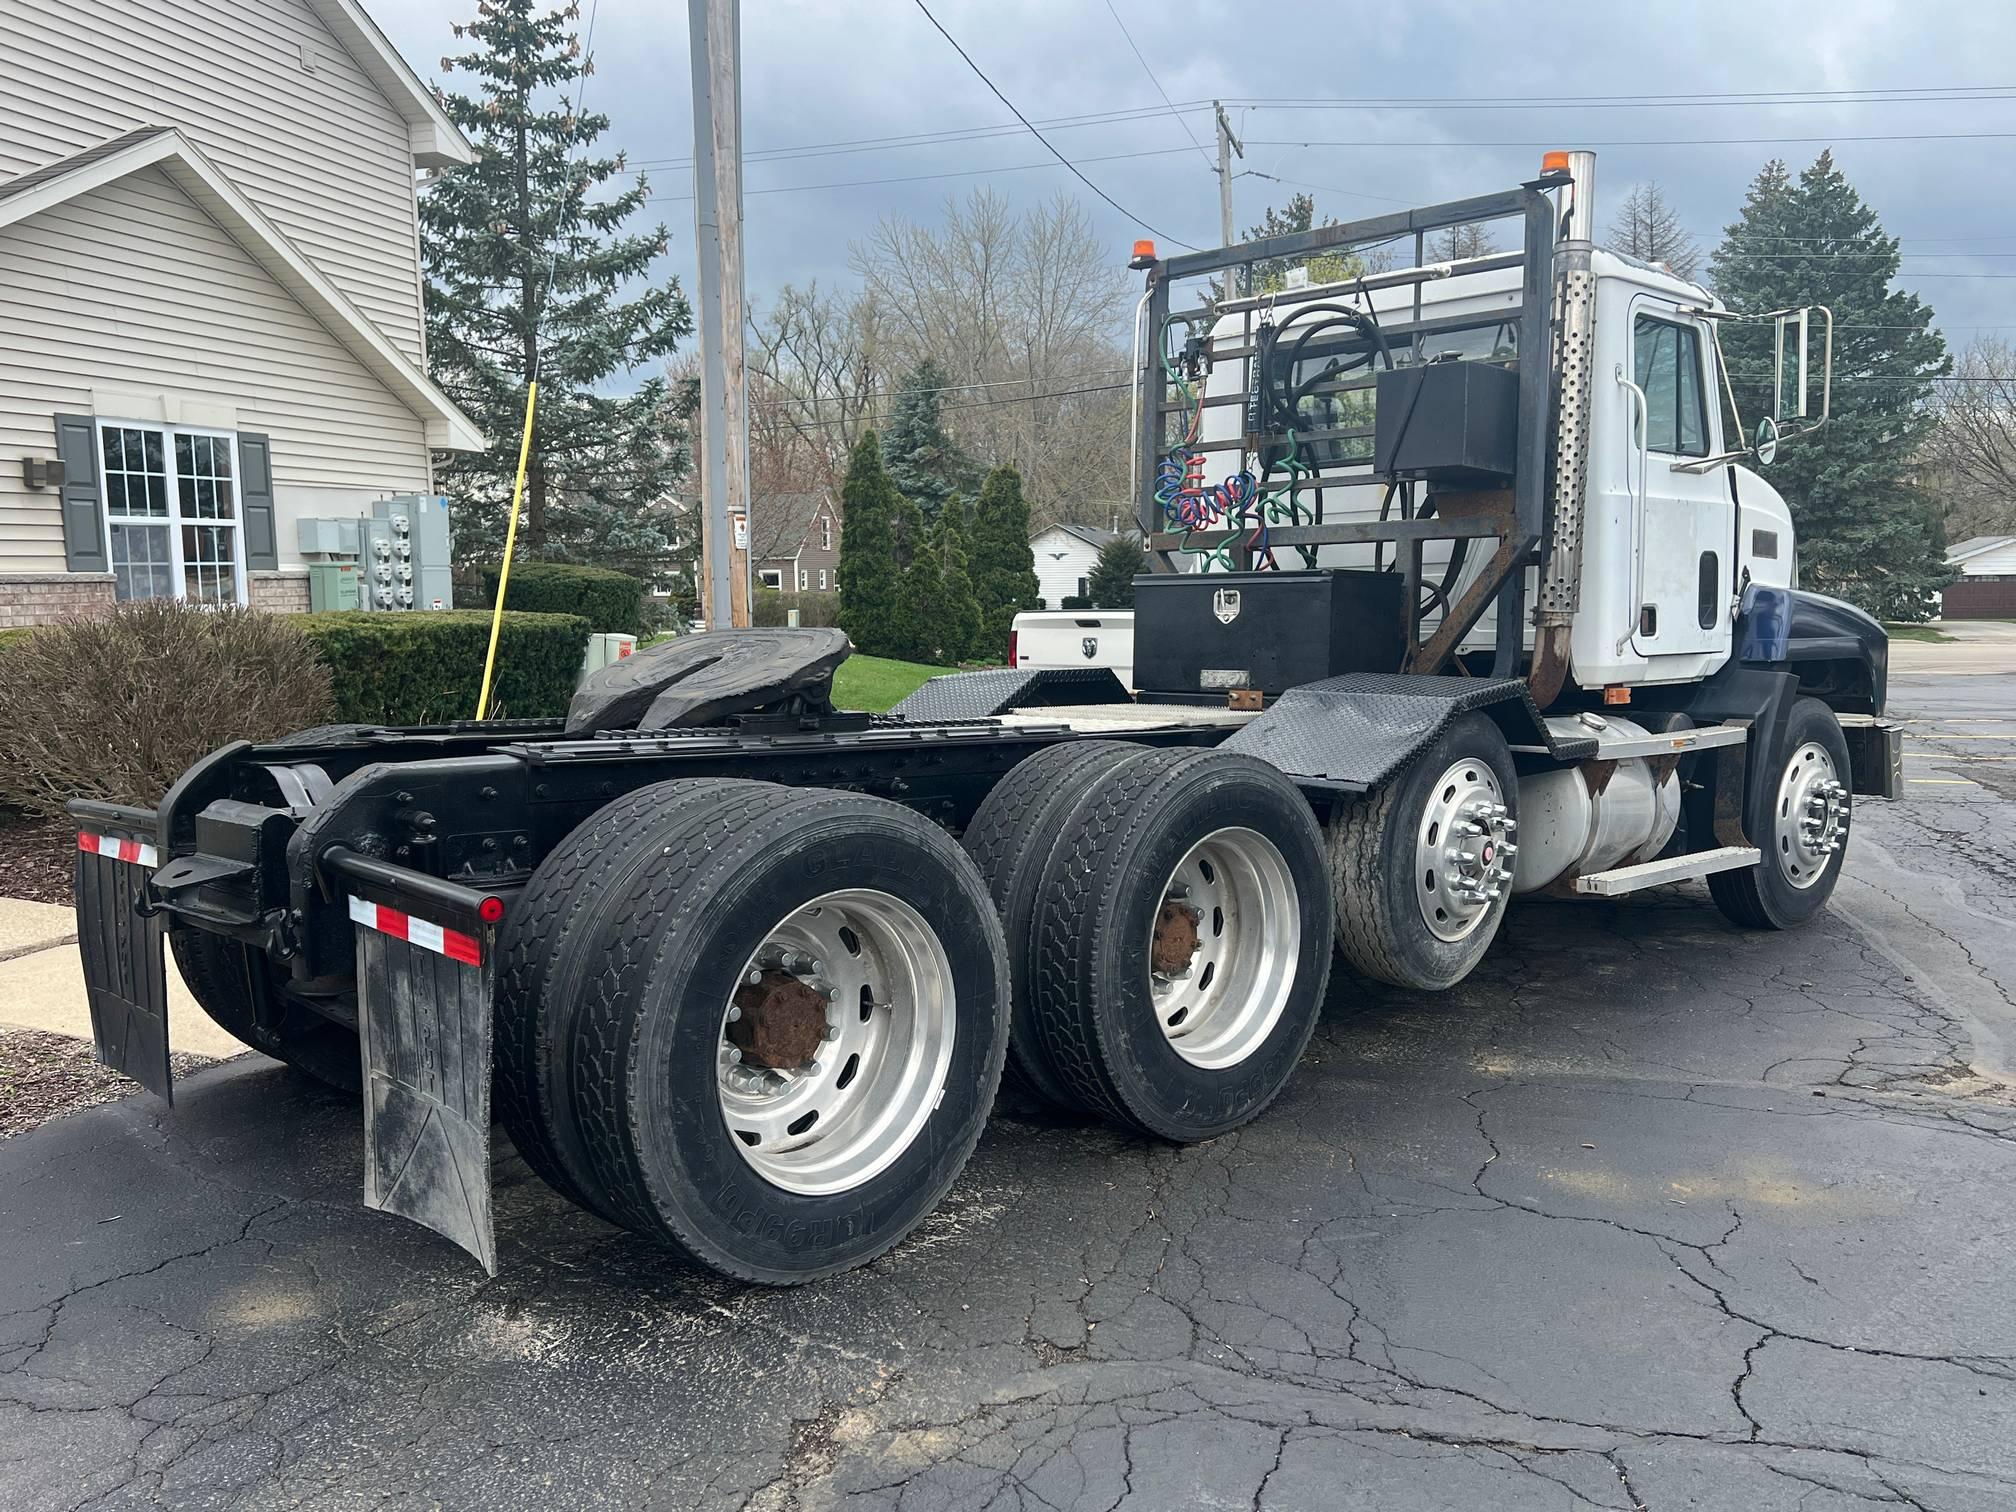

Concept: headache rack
[[1132, 175, 1566, 681]]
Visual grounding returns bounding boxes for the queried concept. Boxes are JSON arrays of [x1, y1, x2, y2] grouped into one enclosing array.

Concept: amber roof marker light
[[1129, 238, 1157, 270]]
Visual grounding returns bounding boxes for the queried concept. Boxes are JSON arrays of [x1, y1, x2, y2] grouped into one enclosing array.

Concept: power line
[[657, 144, 1206, 203], [1100, 0, 1214, 171], [1249, 130, 2016, 150], [907, 0, 1200, 248]]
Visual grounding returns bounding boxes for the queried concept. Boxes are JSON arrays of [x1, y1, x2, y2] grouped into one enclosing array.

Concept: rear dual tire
[[496, 781, 1009, 1285], [971, 745, 1333, 1142]]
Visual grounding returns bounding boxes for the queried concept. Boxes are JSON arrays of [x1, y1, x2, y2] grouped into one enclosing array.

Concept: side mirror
[[1753, 415, 1779, 467], [1770, 306, 1832, 428]]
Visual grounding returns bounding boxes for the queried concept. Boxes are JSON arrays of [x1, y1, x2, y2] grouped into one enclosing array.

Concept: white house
[[0, 0, 483, 625], [1030, 522, 1129, 608], [1943, 535, 2016, 619]]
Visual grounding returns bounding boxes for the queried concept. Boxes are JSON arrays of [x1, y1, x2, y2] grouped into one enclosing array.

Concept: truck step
[[1573, 845, 1760, 897]]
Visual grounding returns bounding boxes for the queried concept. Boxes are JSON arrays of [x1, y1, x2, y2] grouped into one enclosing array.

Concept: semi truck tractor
[[71, 151, 1899, 1282]]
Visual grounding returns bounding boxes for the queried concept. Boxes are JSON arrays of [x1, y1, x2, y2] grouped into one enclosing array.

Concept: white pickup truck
[[1009, 608, 1135, 689]]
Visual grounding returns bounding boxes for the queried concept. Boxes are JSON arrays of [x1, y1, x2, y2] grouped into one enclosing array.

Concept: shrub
[[1059, 596, 1094, 610], [477, 561, 647, 636], [0, 601, 335, 818], [752, 589, 840, 628], [0, 627, 37, 652], [294, 610, 590, 725]]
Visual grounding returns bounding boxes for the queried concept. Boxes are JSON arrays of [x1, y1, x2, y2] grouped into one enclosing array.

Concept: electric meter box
[[373, 495, 454, 609], [1132, 569, 1406, 698], [1373, 359, 1520, 487]]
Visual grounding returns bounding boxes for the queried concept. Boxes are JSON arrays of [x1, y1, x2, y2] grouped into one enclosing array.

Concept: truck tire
[[962, 738, 1153, 1110], [169, 929, 362, 1091], [495, 778, 766, 1226], [1327, 712, 1518, 991], [1709, 696, 1852, 930], [562, 784, 1011, 1284], [1029, 748, 1333, 1141]]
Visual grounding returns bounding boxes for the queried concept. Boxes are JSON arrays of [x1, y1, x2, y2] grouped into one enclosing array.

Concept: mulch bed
[[0, 1027, 215, 1140], [0, 813, 72, 906]]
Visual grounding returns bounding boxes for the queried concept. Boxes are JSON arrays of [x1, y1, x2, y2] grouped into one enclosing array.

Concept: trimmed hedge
[[293, 610, 591, 725], [752, 588, 840, 628], [478, 561, 647, 637]]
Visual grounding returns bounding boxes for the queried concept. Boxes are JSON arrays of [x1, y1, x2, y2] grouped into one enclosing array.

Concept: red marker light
[[478, 896, 506, 924]]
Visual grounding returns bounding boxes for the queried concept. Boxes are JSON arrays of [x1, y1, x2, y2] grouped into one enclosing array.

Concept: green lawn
[[1883, 623, 1954, 643], [833, 654, 947, 712]]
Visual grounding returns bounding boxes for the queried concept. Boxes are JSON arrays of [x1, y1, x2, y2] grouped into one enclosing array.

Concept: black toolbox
[[1133, 569, 1406, 698]]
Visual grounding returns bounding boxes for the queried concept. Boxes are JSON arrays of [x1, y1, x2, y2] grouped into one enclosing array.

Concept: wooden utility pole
[[688, 0, 751, 628], [1213, 100, 1243, 249]]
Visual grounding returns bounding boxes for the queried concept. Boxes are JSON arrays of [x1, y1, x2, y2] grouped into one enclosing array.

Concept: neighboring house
[[754, 492, 841, 594], [0, 0, 483, 625], [1030, 522, 1132, 608], [1943, 535, 2016, 619]]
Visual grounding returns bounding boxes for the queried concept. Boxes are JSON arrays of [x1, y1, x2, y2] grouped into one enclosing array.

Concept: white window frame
[[818, 568, 828, 591], [758, 568, 784, 590], [96, 418, 248, 606], [821, 514, 833, 551]]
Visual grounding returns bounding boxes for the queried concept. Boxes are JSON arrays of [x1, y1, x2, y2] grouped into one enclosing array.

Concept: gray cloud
[[378, 0, 2016, 345]]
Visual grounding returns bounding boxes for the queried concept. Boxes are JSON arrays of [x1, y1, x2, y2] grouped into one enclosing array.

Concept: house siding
[[1031, 527, 1103, 608], [0, 0, 426, 363], [0, 168, 430, 577]]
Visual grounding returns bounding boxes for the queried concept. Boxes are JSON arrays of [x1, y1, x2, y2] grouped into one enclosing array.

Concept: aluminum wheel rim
[[717, 889, 956, 1196], [1416, 758, 1517, 942], [1775, 741, 1848, 890], [1147, 826, 1300, 1071]]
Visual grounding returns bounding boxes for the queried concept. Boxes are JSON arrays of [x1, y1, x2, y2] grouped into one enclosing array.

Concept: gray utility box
[[297, 517, 361, 557], [373, 496, 454, 611], [1373, 359, 1520, 487], [1132, 569, 1407, 698]]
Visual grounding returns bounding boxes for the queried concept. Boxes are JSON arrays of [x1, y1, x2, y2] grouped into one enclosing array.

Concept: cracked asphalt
[[4, 667, 2015, 1511]]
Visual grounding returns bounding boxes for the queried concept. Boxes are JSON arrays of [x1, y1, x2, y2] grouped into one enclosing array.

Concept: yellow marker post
[[475, 381, 539, 721]]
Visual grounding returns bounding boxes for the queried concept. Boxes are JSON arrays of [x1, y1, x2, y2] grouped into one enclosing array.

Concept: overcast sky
[[375, 0, 2016, 348]]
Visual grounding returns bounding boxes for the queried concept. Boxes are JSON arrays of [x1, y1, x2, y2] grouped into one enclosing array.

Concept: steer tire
[[562, 785, 1010, 1284], [169, 929, 362, 1092], [1029, 748, 1332, 1142], [962, 738, 1154, 1111], [495, 777, 764, 1227], [1326, 712, 1517, 992], [1709, 697, 1852, 931]]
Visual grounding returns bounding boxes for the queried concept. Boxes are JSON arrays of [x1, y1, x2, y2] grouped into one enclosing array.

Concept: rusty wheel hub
[[1152, 900, 1201, 977], [728, 970, 829, 1070]]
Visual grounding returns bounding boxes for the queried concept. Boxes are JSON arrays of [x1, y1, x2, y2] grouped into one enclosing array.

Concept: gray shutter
[[237, 433, 279, 570], [53, 414, 109, 573]]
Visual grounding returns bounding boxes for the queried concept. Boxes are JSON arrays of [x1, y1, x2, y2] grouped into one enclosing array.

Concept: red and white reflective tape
[[346, 896, 483, 967], [78, 831, 158, 868]]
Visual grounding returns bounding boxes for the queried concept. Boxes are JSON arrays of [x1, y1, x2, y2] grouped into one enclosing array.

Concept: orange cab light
[[1602, 685, 1633, 706], [1541, 150, 1572, 175], [1132, 239, 1155, 260]]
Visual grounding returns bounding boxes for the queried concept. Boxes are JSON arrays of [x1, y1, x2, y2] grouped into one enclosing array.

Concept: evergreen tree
[[1087, 535, 1146, 608], [931, 494, 983, 662], [882, 359, 981, 521], [1608, 181, 1700, 279], [423, 0, 691, 568], [835, 431, 904, 656], [968, 465, 1041, 657], [888, 495, 941, 664], [1709, 152, 1951, 620], [1232, 194, 1360, 295]]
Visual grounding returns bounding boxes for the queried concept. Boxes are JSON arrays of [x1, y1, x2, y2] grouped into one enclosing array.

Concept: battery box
[[1373, 360, 1519, 486], [1132, 569, 1406, 698]]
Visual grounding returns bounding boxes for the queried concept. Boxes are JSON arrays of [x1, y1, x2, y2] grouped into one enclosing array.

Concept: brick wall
[[0, 573, 115, 627], [248, 571, 311, 614]]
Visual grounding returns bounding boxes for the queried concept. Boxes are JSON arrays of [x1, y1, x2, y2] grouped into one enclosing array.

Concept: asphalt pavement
[[3, 661, 2014, 1511]]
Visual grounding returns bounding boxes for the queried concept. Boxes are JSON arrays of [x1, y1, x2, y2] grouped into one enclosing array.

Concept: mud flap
[[71, 817, 172, 1103], [351, 898, 499, 1273]]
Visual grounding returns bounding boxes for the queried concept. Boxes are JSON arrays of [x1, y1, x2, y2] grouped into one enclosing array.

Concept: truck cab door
[[1623, 298, 1735, 662]]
